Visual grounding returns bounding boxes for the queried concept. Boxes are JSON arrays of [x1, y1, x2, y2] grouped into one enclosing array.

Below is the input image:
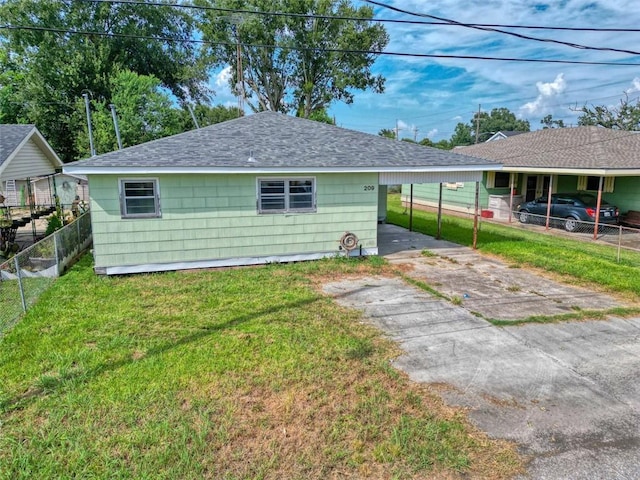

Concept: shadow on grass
[[0, 294, 323, 413]]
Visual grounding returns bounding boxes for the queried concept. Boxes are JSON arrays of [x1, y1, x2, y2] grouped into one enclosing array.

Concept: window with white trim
[[258, 178, 316, 214], [486, 171, 510, 189], [119, 179, 161, 218]]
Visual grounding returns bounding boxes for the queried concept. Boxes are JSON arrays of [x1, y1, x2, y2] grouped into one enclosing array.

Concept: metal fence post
[[54, 231, 60, 277], [14, 256, 27, 312]]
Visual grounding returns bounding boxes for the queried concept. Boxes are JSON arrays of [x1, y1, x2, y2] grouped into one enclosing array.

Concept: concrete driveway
[[323, 225, 640, 479]]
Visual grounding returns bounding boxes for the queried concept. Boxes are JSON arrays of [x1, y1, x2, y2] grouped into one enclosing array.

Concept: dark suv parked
[[517, 193, 619, 232]]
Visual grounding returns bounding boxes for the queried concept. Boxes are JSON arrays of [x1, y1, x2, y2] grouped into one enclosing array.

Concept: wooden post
[[437, 183, 443, 239], [594, 177, 604, 240], [473, 181, 479, 249], [409, 184, 414, 232], [545, 176, 553, 231]]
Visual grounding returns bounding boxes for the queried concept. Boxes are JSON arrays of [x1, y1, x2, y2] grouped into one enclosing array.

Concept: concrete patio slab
[[323, 225, 640, 479]]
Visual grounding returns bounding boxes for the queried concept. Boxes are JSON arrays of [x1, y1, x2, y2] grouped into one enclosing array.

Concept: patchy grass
[[488, 306, 640, 326], [388, 194, 640, 297], [0, 255, 522, 479]]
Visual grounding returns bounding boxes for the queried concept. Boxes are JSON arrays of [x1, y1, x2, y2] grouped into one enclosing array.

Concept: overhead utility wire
[[83, 0, 640, 32], [361, 0, 640, 56], [2, 25, 640, 66]]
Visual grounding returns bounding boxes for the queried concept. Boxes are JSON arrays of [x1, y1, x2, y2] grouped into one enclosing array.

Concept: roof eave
[[505, 166, 640, 176], [63, 164, 502, 176]]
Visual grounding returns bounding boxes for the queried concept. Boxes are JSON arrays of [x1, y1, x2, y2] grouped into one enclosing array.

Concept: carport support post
[[594, 176, 604, 240], [473, 181, 479, 249], [437, 183, 443, 239], [545, 177, 554, 231], [409, 184, 414, 232], [508, 173, 515, 224]]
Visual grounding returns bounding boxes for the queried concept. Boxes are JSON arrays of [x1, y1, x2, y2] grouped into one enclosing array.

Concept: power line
[[361, 0, 640, 56], [82, 0, 640, 33], [2, 25, 640, 66]]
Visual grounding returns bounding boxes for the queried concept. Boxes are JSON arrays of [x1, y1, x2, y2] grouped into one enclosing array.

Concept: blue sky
[[212, 0, 640, 142]]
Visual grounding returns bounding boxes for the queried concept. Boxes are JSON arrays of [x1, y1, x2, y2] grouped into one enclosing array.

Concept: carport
[[379, 169, 487, 248]]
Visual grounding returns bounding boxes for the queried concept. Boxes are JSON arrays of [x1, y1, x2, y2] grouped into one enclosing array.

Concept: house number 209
[[363, 185, 375, 191]]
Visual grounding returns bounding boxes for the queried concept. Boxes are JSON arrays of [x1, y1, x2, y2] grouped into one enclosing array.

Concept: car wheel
[[518, 210, 529, 223], [564, 217, 579, 232]]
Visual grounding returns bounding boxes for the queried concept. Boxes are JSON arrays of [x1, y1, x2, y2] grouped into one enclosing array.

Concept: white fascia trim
[[505, 167, 640, 176], [63, 164, 501, 176], [98, 248, 379, 275]]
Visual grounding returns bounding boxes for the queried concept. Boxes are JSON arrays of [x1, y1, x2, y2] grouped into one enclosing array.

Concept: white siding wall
[[1, 138, 58, 183]]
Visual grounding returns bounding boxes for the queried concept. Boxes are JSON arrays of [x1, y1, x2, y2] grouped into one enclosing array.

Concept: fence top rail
[[0, 211, 91, 273]]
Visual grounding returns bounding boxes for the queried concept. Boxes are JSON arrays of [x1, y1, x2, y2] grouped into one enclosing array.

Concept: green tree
[[577, 95, 640, 130], [306, 108, 335, 125], [75, 70, 183, 157], [0, 0, 209, 161], [449, 107, 530, 146], [378, 128, 396, 139], [197, 0, 388, 118], [183, 104, 244, 129], [541, 114, 565, 129], [450, 123, 474, 147], [75, 71, 244, 157]]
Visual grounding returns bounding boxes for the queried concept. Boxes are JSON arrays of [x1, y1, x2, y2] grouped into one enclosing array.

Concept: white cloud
[[519, 74, 567, 116], [427, 128, 438, 138], [625, 77, 640, 94], [215, 66, 233, 89]]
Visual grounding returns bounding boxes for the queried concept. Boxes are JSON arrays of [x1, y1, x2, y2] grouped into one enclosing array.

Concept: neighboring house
[[63, 111, 500, 275], [32, 174, 89, 209], [484, 131, 527, 142], [0, 125, 63, 206], [403, 127, 640, 220]]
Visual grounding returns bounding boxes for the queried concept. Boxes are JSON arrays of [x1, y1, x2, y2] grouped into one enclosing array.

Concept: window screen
[[120, 179, 160, 218], [258, 178, 315, 213]]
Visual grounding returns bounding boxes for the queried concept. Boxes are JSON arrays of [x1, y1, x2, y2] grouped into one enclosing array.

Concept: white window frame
[[257, 177, 316, 214], [119, 178, 161, 219]]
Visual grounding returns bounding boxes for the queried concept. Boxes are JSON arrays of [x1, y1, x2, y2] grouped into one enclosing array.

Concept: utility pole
[[187, 104, 200, 129], [82, 93, 96, 157], [413, 126, 419, 142], [109, 104, 123, 150], [229, 14, 245, 116], [475, 104, 481, 144]]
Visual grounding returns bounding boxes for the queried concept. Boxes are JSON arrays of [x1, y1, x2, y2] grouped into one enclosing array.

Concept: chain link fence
[[509, 209, 640, 259], [402, 199, 640, 260], [0, 212, 92, 334]]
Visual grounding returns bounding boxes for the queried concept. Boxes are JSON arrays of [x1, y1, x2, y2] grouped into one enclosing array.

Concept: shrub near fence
[[0, 212, 92, 334]]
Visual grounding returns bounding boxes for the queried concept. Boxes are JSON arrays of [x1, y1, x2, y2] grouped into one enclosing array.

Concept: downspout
[[594, 176, 604, 240]]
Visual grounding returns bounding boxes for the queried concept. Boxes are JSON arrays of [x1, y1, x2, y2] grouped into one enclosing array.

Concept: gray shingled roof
[[64, 111, 497, 172], [460, 126, 640, 170], [0, 124, 35, 167]]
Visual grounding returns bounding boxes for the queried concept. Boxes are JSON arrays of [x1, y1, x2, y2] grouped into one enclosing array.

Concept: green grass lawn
[[0, 255, 521, 479], [387, 194, 640, 298]]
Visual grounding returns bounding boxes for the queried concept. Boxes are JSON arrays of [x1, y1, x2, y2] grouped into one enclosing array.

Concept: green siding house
[[403, 127, 640, 221], [64, 112, 499, 275]]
